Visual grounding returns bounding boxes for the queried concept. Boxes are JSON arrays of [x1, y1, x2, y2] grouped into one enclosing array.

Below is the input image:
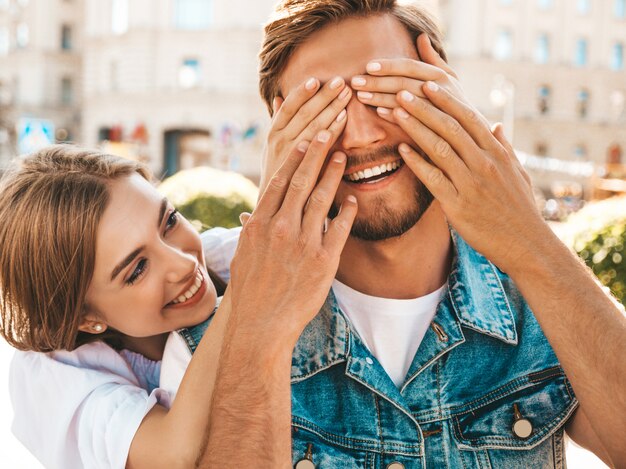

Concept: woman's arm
[[127, 292, 232, 469], [128, 127, 354, 468]]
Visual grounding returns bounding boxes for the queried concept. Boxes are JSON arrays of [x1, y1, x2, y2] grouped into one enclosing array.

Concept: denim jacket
[[180, 233, 577, 468]]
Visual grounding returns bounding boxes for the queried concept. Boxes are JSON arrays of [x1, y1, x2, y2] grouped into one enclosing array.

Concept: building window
[[611, 43, 624, 70], [61, 77, 73, 105], [538, 85, 551, 114], [112, 0, 129, 35], [0, 27, 8, 55], [61, 25, 72, 50], [16, 22, 29, 48], [573, 144, 587, 159], [494, 29, 513, 61], [175, 0, 213, 30], [616, 0, 626, 18], [577, 0, 591, 14], [537, 0, 554, 9], [574, 38, 588, 66], [179, 58, 200, 88], [611, 90, 625, 120], [577, 88, 590, 118], [535, 142, 549, 156], [534, 33, 550, 64]]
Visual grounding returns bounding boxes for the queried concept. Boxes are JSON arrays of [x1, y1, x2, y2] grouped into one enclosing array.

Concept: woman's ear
[[78, 312, 108, 335]]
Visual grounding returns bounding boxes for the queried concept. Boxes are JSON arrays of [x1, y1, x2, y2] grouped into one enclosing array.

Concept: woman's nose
[[164, 246, 197, 284]]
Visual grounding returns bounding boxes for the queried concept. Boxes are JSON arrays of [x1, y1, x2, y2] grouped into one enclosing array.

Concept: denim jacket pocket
[[291, 422, 376, 469], [452, 366, 577, 451]]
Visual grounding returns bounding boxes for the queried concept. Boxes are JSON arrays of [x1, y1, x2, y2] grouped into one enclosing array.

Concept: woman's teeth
[[171, 271, 203, 305], [347, 160, 403, 182]]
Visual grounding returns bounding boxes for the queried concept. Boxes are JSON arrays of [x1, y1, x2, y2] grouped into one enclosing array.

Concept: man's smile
[[344, 158, 404, 184]]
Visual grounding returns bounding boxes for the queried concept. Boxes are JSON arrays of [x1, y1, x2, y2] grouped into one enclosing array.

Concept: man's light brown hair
[[259, 0, 447, 115]]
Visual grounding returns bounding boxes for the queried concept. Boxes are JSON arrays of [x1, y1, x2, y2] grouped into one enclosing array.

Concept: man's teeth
[[348, 160, 402, 182], [171, 271, 203, 305]]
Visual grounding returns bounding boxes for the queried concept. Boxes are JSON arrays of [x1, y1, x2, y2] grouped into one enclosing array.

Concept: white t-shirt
[[332, 279, 447, 387], [8, 227, 241, 469], [160, 279, 448, 397]]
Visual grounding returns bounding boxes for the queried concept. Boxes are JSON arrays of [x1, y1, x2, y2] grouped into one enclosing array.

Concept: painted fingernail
[[426, 81, 439, 92], [339, 86, 351, 100], [357, 91, 373, 100], [330, 77, 344, 89], [305, 77, 317, 90], [351, 76, 366, 87], [399, 143, 412, 154], [377, 107, 391, 116], [336, 109, 347, 122], [347, 195, 357, 203], [400, 90, 415, 102], [366, 62, 381, 72], [297, 140, 310, 153], [333, 152, 346, 163], [396, 108, 410, 119], [317, 130, 331, 142]]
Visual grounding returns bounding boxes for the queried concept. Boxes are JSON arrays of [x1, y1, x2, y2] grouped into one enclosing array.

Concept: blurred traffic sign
[[17, 118, 55, 155]]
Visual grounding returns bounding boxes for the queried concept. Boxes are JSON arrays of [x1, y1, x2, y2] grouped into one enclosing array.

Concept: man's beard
[[329, 145, 434, 242]]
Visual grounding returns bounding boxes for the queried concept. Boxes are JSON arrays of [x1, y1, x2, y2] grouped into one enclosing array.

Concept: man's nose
[[338, 96, 387, 152]]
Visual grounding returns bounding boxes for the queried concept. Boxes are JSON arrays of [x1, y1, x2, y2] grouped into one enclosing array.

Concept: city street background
[[1, 0, 625, 467]]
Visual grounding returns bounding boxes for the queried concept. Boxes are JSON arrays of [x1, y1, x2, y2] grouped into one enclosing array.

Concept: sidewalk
[[0, 338, 609, 468]]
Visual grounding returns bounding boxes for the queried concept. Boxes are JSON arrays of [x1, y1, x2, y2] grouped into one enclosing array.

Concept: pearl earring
[[93, 323, 104, 332]]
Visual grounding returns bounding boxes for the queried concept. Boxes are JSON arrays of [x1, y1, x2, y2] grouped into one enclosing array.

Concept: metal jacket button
[[295, 460, 315, 469], [295, 443, 316, 469], [387, 463, 405, 469], [512, 403, 533, 439]]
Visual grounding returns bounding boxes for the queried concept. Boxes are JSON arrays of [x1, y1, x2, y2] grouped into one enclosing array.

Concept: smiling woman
[[0, 141, 358, 468]]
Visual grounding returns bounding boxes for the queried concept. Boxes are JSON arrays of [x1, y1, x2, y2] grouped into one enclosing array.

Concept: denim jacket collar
[[290, 231, 518, 382], [448, 231, 518, 345]]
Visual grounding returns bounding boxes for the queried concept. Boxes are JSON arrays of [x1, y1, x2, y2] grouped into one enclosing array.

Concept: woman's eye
[[166, 209, 179, 230], [126, 259, 147, 285]]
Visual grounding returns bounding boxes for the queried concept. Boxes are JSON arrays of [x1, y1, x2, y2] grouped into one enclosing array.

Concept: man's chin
[[330, 188, 434, 242]]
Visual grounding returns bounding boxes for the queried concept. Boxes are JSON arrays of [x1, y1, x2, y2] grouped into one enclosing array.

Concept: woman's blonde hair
[[259, 0, 447, 115], [0, 145, 151, 352]]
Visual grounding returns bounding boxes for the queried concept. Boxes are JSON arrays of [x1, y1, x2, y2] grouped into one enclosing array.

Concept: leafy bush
[[563, 196, 626, 303], [158, 166, 258, 231]]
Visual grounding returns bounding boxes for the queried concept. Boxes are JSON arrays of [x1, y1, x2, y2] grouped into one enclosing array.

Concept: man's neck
[[336, 202, 452, 299]]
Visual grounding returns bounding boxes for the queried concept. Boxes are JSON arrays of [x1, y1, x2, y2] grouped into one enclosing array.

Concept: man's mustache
[[343, 144, 400, 172]]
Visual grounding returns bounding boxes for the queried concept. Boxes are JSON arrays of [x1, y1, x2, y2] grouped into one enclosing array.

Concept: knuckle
[[434, 138, 453, 159], [332, 219, 350, 233], [428, 167, 445, 185], [308, 190, 328, 207], [445, 118, 463, 136], [271, 217, 291, 239], [289, 174, 310, 192], [482, 159, 499, 177], [465, 107, 480, 123], [269, 175, 289, 191]]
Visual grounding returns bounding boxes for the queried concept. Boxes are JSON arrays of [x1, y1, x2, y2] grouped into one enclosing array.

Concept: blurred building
[[81, 0, 276, 181], [0, 0, 82, 166], [441, 0, 626, 197]]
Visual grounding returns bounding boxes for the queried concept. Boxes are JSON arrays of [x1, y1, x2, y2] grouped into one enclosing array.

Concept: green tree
[[158, 166, 258, 231]]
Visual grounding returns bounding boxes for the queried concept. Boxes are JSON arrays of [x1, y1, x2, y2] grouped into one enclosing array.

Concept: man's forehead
[[279, 14, 418, 96]]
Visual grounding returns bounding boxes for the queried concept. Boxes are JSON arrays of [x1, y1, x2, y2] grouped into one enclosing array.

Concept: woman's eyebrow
[[110, 247, 143, 282], [109, 198, 168, 282]]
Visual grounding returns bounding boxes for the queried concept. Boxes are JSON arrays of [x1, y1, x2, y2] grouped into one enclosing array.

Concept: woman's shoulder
[[11, 341, 143, 387]]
